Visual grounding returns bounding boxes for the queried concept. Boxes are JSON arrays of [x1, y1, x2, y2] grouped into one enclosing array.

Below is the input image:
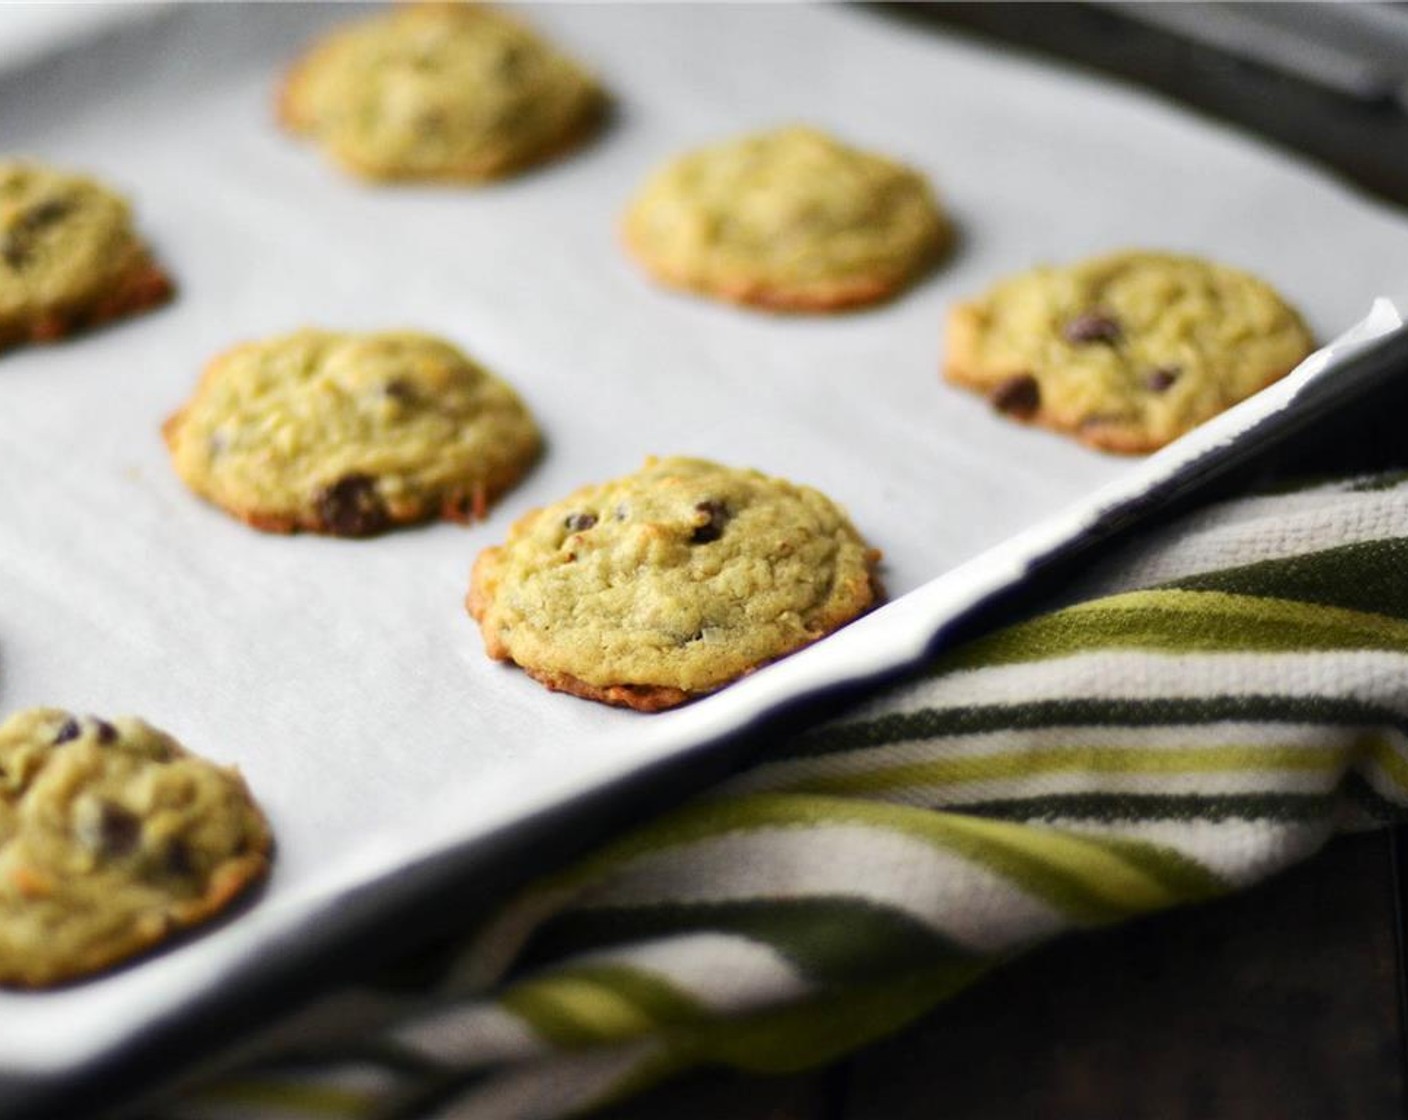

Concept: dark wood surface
[[603, 832, 1402, 1120]]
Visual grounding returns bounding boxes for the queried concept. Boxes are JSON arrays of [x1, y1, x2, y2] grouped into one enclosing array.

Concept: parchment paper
[[2, 2, 1407, 1073]]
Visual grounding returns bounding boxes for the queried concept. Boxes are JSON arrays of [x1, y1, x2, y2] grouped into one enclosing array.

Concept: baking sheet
[[2, 1, 1407, 1076]]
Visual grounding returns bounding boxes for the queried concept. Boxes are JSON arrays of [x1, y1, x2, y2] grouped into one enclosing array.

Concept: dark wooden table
[[601, 832, 1402, 1120], [600, 7, 1408, 1117]]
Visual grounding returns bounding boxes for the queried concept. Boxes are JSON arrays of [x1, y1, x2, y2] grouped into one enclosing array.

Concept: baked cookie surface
[[164, 330, 541, 536], [0, 161, 172, 351], [0, 709, 272, 988], [468, 456, 881, 710], [622, 125, 949, 312], [944, 251, 1315, 453], [279, 3, 604, 183]]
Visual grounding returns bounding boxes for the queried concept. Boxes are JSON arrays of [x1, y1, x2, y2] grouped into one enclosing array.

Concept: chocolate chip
[[23, 199, 73, 230], [1145, 366, 1181, 392], [314, 473, 389, 537], [1, 198, 73, 270], [53, 718, 81, 745], [77, 800, 141, 858], [691, 500, 728, 544], [991, 374, 1041, 418], [0, 234, 25, 270], [444, 492, 477, 521], [1063, 311, 1122, 345], [165, 838, 195, 877], [93, 719, 117, 745], [383, 378, 417, 404], [564, 512, 597, 532], [496, 43, 528, 79]]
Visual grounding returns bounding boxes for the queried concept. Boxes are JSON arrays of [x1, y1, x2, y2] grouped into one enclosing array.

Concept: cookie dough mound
[[0, 161, 173, 352], [0, 709, 272, 988], [279, 3, 605, 183], [468, 456, 881, 710], [164, 330, 542, 536], [944, 250, 1315, 453], [622, 125, 949, 312]]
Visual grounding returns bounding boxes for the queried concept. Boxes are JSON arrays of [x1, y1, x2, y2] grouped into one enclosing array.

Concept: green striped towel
[[167, 470, 1408, 1120]]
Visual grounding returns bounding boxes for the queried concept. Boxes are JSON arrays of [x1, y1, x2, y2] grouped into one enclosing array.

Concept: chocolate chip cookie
[[279, 3, 605, 183], [622, 125, 949, 313], [0, 161, 173, 353], [943, 250, 1315, 453], [0, 709, 272, 988], [467, 457, 882, 710], [164, 330, 541, 536]]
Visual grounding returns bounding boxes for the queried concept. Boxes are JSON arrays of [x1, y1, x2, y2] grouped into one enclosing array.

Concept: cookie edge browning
[[0, 253, 173, 354], [275, 22, 608, 185], [161, 342, 542, 538], [1, 744, 273, 991], [942, 300, 1311, 455], [7, 848, 272, 990], [620, 213, 950, 315], [466, 538, 885, 712]]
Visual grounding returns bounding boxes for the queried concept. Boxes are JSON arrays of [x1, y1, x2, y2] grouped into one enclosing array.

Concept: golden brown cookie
[[0, 709, 272, 988], [943, 250, 1315, 453], [0, 161, 173, 353], [468, 457, 881, 710], [622, 125, 949, 313], [163, 329, 542, 537], [279, 3, 605, 183]]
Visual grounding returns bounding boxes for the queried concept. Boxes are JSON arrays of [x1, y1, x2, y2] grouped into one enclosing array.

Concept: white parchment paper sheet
[[1, 2, 1407, 1072]]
